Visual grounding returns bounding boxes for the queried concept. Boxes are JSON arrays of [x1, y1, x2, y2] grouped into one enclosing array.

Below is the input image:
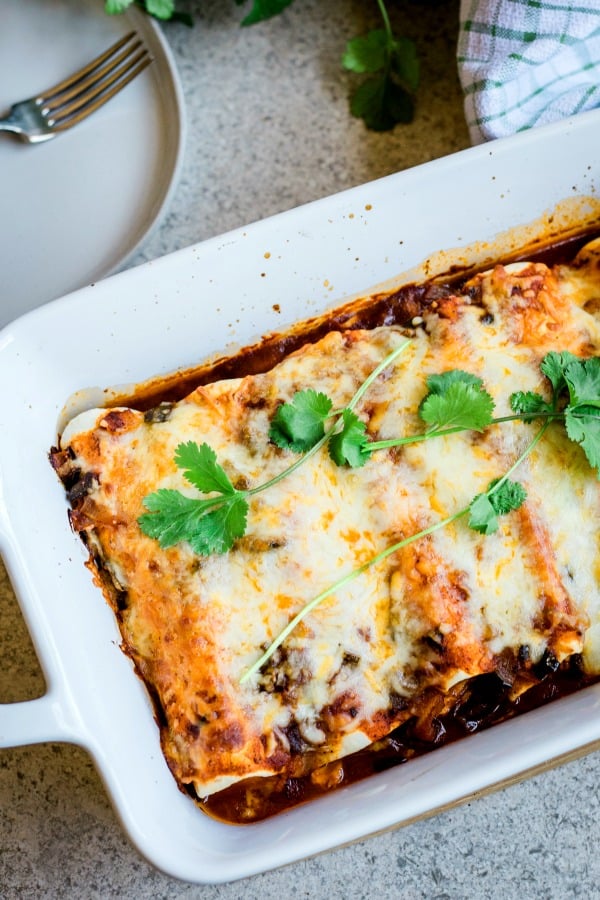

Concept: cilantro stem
[[239, 506, 464, 685], [376, 0, 393, 42], [366, 410, 567, 453], [486, 421, 548, 492], [240, 420, 547, 684], [246, 339, 411, 497], [349, 338, 413, 410]]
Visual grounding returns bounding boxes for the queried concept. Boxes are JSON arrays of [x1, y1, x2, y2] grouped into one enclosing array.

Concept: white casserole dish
[[1, 109, 600, 884]]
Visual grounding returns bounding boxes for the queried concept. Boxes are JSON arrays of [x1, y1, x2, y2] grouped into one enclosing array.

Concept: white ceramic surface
[[1, 110, 600, 884], [0, 0, 185, 327]]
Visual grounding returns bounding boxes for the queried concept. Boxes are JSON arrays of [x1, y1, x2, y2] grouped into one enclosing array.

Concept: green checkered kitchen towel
[[457, 0, 600, 144]]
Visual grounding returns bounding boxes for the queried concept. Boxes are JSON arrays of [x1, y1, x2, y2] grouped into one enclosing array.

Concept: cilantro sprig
[[507, 361, 600, 458], [510, 352, 600, 475], [272, 369, 497, 462], [342, 0, 419, 131], [138, 442, 249, 555], [138, 339, 412, 554]]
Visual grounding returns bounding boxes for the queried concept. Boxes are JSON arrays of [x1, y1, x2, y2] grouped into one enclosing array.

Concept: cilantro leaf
[[238, 0, 294, 26], [564, 357, 600, 409], [565, 405, 600, 477], [105, 0, 133, 12], [145, 0, 175, 19], [510, 390, 553, 422], [390, 36, 420, 93], [342, 30, 388, 74], [468, 478, 527, 535], [349, 72, 414, 131], [419, 378, 495, 431], [138, 490, 223, 546], [138, 489, 248, 554], [538, 356, 600, 477], [467, 493, 499, 536], [540, 351, 580, 395], [269, 390, 333, 452], [328, 410, 371, 468], [487, 478, 528, 516], [425, 370, 484, 395], [185, 495, 249, 555], [174, 441, 237, 495]]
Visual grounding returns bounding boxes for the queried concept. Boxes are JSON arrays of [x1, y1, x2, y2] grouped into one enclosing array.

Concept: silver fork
[[0, 32, 153, 144]]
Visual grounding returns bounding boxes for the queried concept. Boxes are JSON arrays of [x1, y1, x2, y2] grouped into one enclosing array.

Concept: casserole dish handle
[[0, 691, 75, 749], [0, 534, 80, 749]]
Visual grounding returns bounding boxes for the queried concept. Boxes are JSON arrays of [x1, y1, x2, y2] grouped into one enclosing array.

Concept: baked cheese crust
[[53, 241, 600, 802]]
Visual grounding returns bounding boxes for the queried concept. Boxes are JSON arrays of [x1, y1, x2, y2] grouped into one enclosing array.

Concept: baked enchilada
[[51, 236, 600, 822]]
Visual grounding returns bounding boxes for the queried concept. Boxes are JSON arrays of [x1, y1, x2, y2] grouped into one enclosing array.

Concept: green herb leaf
[[239, 0, 294, 26], [174, 441, 237, 495], [328, 410, 371, 468], [349, 73, 414, 131], [185, 495, 249, 555], [269, 389, 333, 452], [342, 30, 388, 74], [510, 390, 553, 422], [565, 405, 600, 477], [389, 36, 420, 93], [540, 350, 580, 395], [488, 478, 528, 515], [138, 490, 221, 545], [419, 377, 495, 431], [467, 493, 499, 535], [468, 478, 527, 535], [424, 370, 484, 395], [564, 357, 600, 409], [105, 0, 133, 13], [145, 0, 175, 19], [138, 489, 248, 554]]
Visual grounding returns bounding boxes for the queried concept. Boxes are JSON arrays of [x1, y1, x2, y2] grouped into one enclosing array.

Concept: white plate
[[0, 110, 600, 884], [0, 0, 185, 327]]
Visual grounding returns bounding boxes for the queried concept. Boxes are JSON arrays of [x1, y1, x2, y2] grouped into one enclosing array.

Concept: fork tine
[[36, 32, 139, 103], [50, 54, 153, 132], [45, 47, 150, 124], [42, 37, 145, 113]]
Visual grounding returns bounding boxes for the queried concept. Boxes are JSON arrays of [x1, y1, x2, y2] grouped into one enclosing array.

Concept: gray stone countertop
[[2, 1, 600, 897]]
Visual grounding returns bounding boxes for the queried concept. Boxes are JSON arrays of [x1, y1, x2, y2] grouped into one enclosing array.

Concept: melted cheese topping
[[59, 244, 600, 798]]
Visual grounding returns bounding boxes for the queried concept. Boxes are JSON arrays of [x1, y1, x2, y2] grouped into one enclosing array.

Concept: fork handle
[[0, 109, 26, 139]]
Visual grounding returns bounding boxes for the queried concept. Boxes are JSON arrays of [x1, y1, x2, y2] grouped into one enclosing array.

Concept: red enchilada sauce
[[201, 658, 595, 824]]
